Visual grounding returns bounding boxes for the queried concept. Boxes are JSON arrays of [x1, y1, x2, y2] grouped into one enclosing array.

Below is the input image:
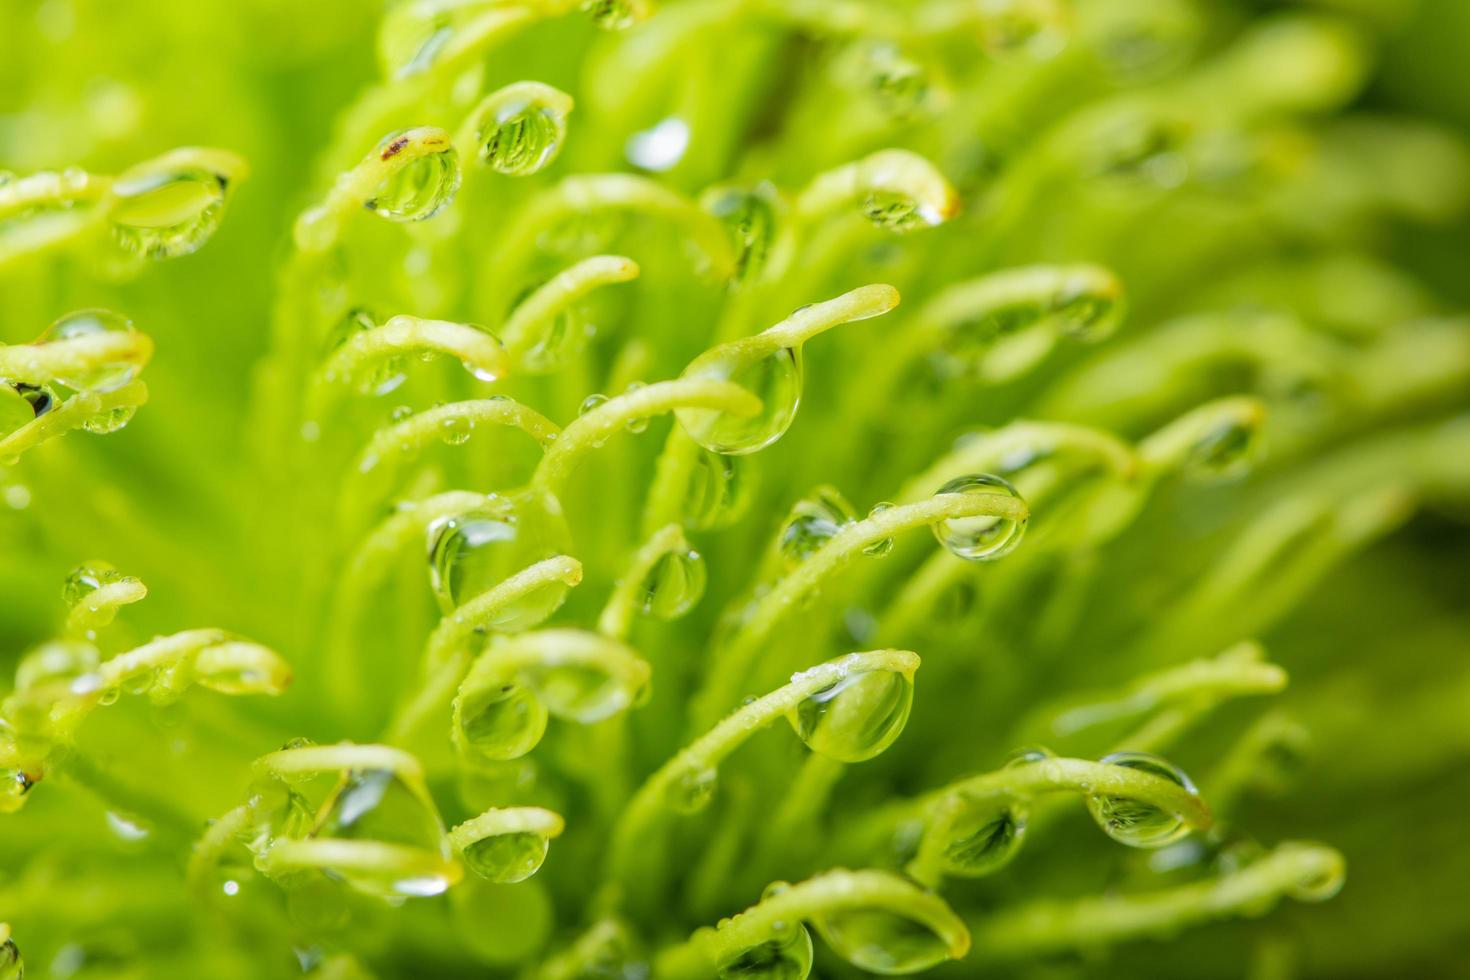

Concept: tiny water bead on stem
[[674, 284, 900, 455], [387, 556, 584, 747], [249, 742, 461, 901], [700, 183, 791, 285], [895, 752, 1211, 887], [0, 308, 154, 455], [966, 842, 1345, 965], [597, 524, 706, 638], [294, 127, 460, 253], [325, 490, 493, 712], [306, 313, 508, 420], [0, 380, 150, 460], [794, 149, 960, 234], [377, 0, 540, 78], [0, 310, 154, 391], [456, 81, 574, 177], [62, 559, 147, 636], [448, 806, 565, 883], [691, 485, 1029, 729], [452, 629, 650, 762], [343, 395, 560, 533], [1138, 395, 1269, 481], [780, 486, 859, 568], [657, 869, 970, 978], [1, 622, 290, 815], [423, 555, 585, 674], [609, 650, 918, 890], [427, 488, 574, 628], [531, 377, 761, 493], [500, 255, 640, 372]]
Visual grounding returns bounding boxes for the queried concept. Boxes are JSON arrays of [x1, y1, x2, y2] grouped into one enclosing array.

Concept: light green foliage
[[2, 0, 1470, 977]]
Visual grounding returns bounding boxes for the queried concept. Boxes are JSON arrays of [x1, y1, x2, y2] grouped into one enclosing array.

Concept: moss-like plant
[[2, 0, 1470, 977]]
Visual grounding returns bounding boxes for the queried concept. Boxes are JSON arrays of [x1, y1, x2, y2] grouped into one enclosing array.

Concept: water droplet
[[1086, 752, 1199, 848], [0, 387, 33, 438], [1287, 849, 1345, 902], [10, 383, 56, 421], [109, 165, 228, 259], [327, 308, 406, 396], [192, 643, 290, 696], [862, 502, 896, 557], [579, 393, 609, 416], [931, 474, 1027, 561], [106, 809, 150, 841], [81, 404, 136, 434], [365, 131, 460, 222], [1186, 414, 1262, 480], [0, 768, 35, 814], [704, 186, 778, 283], [390, 404, 414, 423], [314, 767, 453, 898], [789, 665, 913, 763], [582, 0, 640, 31], [676, 346, 802, 455], [123, 666, 158, 696], [780, 487, 857, 567], [937, 304, 1045, 380], [521, 307, 589, 374], [684, 449, 752, 530], [477, 99, 567, 177], [524, 658, 642, 724], [378, 0, 467, 75], [640, 548, 706, 620], [626, 117, 690, 173], [64, 560, 131, 608], [16, 638, 100, 691], [0, 935, 22, 980], [667, 766, 717, 814], [428, 489, 572, 628], [1054, 277, 1123, 341], [940, 802, 1027, 877], [461, 831, 549, 883], [860, 42, 930, 118], [718, 924, 814, 979], [861, 190, 939, 233], [813, 907, 953, 974], [457, 683, 549, 761], [441, 415, 473, 445], [36, 309, 139, 391], [1006, 745, 1055, 767], [1086, 109, 1192, 188], [620, 382, 649, 433]]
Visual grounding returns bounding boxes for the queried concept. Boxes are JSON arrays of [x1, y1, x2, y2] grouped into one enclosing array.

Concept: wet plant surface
[[2, 0, 1470, 977]]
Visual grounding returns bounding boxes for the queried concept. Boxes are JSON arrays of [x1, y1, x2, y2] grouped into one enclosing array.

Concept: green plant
[[3, 0, 1470, 977]]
